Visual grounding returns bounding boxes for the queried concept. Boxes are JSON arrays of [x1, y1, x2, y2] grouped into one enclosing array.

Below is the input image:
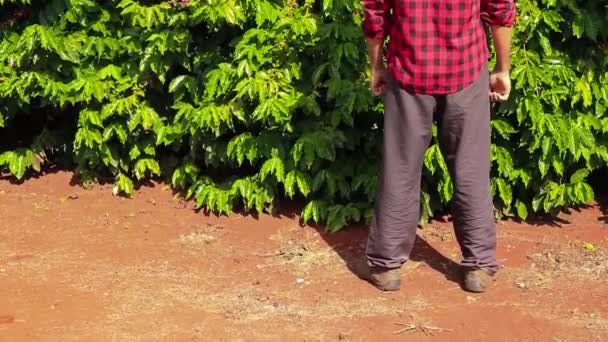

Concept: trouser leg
[[366, 75, 436, 269], [436, 66, 499, 274]]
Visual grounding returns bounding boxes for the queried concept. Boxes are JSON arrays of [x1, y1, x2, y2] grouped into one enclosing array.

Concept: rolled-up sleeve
[[480, 0, 516, 27], [361, 0, 392, 39]]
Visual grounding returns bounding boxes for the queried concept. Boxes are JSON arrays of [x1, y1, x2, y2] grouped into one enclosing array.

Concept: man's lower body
[[360, 66, 499, 293]]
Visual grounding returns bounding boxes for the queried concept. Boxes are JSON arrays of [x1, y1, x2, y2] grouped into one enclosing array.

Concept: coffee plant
[[0, 0, 606, 231]]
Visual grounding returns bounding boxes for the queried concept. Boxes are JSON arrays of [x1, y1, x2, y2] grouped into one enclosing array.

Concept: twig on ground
[[393, 322, 452, 336], [255, 251, 282, 257], [393, 323, 417, 334]]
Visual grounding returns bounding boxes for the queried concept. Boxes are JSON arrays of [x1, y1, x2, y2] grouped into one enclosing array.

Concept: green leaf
[[491, 119, 517, 139], [492, 145, 513, 177], [541, 136, 551, 157], [569, 168, 589, 184], [295, 171, 311, 197], [128, 111, 142, 132], [440, 178, 453, 203], [260, 157, 285, 182], [302, 200, 323, 223], [538, 158, 549, 177], [495, 178, 512, 206], [572, 16, 584, 38], [134, 158, 161, 180], [0, 152, 9, 167], [532, 195, 543, 212], [515, 200, 528, 220], [542, 10, 563, 32], [8, 149, 34, 180], [255, 1, 280, 25], [284, 171, 297, 198], [326, 205, 348, 232], [517, 169, 531, 188], [424, 144, 438, 174], [168, 75, 188, 93], [113, 174, 134, 196], [129, 144, 141, 160], [85, 110, 103, 128], [419, 190, 432, 225], [538, 33, 552, 56], [575, 79, 593, 108], [551, 156, 564, 176], [580, 183, 594, 202]]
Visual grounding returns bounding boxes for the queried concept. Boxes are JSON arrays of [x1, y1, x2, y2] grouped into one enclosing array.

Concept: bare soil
[[1, 171, 607, 341]]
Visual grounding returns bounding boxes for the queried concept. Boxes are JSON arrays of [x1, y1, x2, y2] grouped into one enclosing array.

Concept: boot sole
[[462, 283, 487, 293], [373, 279, 401, 291]]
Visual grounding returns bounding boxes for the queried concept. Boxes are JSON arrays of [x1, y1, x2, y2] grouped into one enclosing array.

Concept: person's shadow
[[312, 223, 462, 285], [596, 192, 608, 224]]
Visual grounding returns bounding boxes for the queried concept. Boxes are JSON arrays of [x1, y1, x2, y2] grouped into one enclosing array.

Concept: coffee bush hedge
[[1, 0, 606, 230]]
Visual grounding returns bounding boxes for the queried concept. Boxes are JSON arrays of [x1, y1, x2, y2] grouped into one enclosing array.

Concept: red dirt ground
[[1, 171, 607, 341]]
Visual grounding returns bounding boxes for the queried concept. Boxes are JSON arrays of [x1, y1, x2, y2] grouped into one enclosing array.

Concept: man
[[359, 0, 515, 293]]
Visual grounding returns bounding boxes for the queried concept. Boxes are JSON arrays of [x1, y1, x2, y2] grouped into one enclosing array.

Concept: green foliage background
[[1, 0, 607, 231]]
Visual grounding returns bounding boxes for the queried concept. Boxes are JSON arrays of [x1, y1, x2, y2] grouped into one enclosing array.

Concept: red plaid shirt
[[362, 0, 516, 94]]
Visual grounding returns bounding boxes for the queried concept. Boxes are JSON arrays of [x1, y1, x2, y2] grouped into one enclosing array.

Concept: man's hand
[[365, 37, 386, 96], [489, 71, 511, 102], [370, 66, 388, 97], [488, 23, 513, 103]]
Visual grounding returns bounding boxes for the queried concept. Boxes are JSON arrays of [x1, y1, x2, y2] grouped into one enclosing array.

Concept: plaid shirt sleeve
[[361, 0, 392, 39], [480, 0, 516, 27]]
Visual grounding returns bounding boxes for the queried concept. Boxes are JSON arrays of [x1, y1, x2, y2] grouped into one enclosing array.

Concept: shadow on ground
[[596, 193, 608, 224], [309, 223, 462, 285]]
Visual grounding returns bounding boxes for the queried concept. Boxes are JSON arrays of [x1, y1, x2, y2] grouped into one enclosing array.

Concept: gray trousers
[[366, 65, 499, 274]]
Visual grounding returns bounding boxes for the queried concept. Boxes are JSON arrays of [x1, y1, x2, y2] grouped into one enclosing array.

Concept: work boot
[[355, 258, 401, 291], [462, 267, 494, 293]]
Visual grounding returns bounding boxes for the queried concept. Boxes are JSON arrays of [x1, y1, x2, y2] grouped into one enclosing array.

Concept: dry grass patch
[[528, 241, 608, 280], [418, 224, 453, 242], [571, 310, 608, 331], [526, 308, 608, 334], [257, 230, 339, 274], [196, 285, 429, 322], [175, 223, 225, 246], [509, 241, 608, 290], [6, 247, 207, 294]]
